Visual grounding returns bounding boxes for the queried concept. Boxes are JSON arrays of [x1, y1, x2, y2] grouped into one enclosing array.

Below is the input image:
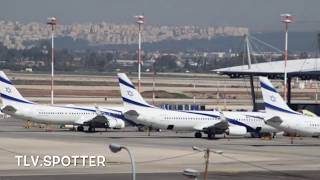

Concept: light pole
[[109, 143, 136, 180], [152, 58, 156, 105], [193, 77, 196, 106], [47, 17, 57, 105], [192, 146, 223, 180], [281, 14, 293, 102], [134, 15, 145, 92]]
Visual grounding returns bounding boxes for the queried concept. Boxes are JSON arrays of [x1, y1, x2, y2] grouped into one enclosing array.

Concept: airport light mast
[[47, 17, 57, 104], [281, 14, 293, 102], [134, 15, 145, 92], [192, 146, 223, 180], [109, 144, 136, 180]]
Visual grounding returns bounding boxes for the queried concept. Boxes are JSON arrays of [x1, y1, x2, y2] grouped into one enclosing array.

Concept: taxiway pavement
[[1, 117, 320, 179]]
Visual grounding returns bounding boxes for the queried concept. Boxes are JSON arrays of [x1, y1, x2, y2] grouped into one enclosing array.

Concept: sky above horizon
[[1, 0, 320, 32]]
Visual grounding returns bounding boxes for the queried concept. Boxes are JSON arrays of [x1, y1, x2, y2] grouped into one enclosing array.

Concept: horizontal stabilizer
[[1, 105, 17, 114], [265, 116, 283, 125], [124, 110, 140, 119]]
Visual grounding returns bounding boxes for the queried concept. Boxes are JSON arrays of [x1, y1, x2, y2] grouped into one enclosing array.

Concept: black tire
[[250, 132, 261, 138], [77, 126, 84, 132], [195, 132, 202, 138]]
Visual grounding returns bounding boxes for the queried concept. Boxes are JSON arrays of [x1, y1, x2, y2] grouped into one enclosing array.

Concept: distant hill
[[55, 31, 320, 53], [55, 37, 90, 50]]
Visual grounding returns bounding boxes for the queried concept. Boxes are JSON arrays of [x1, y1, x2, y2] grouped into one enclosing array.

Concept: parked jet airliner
[[118, 73, 278, 138], [0, 71, 126, 132], [260, 76, 320, 137]]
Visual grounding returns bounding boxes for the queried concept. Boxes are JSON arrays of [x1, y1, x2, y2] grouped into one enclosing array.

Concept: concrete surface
[[0, 117, 320, 179]]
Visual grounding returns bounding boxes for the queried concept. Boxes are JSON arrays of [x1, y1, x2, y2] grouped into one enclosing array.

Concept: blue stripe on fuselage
[[58, 106, 95, 112], [181, 111, 220, 119], [56, 105, 137, 126], [103, 108, 122, 113], [227, 118, 257, 132]]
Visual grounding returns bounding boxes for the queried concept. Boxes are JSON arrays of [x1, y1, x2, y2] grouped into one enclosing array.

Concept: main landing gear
[[77, 125, 95, 132], [194, 132, 202, 138], [88, 126, 96, 133], [207, 132, 215, 139], [77, 125, 84, 132]]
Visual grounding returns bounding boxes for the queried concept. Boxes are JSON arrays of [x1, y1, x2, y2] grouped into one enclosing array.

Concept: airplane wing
[[211, 111, 230, 132], [211, 119, 229, 131], [75, 106, 125, 129], [193, 120, 229, 133], [75, 114, 125, 129], [193, 111, 229, 133], [74, 114, 108, 125]]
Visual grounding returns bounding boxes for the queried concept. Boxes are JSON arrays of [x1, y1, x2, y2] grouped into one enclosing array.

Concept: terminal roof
[[213, 58, 320, 80]]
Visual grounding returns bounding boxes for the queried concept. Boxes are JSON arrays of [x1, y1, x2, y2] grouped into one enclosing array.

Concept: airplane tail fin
[[117, 73, 153, 110], [259, 76, 299, 115], [0, 71, 32, 106]]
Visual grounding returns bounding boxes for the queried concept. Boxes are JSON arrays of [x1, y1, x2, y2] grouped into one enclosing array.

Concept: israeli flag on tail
[[259, 76, 300, 116], [117, 73, 154, 110], [0, 71, 33, 106]]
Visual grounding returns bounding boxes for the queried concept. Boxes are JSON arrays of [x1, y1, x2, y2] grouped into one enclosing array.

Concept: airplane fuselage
[[126, 107, 221, 131], [4, 102, 124, 128], [11, 103, 96, 124], [126, 106, 277, 134], [269, 114, 320, 137]]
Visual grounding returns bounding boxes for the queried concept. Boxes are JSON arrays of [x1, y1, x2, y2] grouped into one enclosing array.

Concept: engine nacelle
[[108, 117, 125, 129], [226, 126, 247, 136]]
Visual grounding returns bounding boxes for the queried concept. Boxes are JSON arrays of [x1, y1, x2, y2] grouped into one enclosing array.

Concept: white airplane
[[118, 73, 278, 138], [0, 71, 126, 132], [259, 76, 320, 137]]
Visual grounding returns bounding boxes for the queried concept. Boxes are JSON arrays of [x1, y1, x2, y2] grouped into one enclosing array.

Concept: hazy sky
[[1, 0, 320, 32]]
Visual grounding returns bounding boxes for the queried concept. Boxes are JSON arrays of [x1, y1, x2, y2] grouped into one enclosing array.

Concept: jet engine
[[107, 117, 125, 129], [226, 126, 247, 136]]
